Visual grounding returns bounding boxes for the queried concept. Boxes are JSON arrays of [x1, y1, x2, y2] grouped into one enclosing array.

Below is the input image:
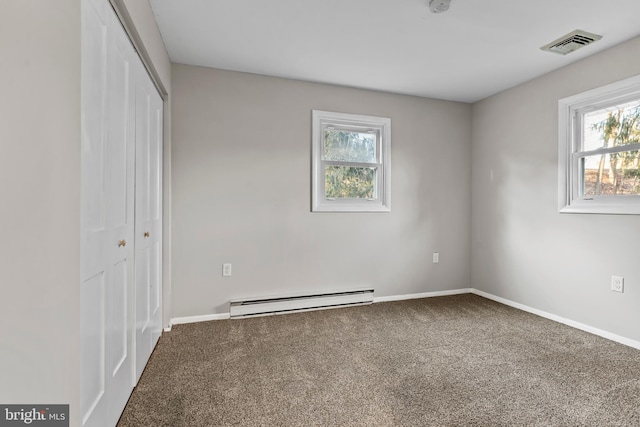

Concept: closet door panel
[[81, 0, 136, 425], [149, 91, 163, 346], [80, 272, 106, 426], [134, 77, 151, 381], [109, 259, 129, 372], [134, 62, 163, 381], [80, 0, 109, 424], [104, 6, 136, 426]]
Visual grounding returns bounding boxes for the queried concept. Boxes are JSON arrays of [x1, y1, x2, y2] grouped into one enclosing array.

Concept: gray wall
[[171, 64, 472, 317], [471, 36, 640, 342], [0, 1, 171, 424]]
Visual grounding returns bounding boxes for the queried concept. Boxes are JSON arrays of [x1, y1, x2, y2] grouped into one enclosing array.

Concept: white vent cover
[[428, 0, 451, 13], [541, 30, 602, 55]]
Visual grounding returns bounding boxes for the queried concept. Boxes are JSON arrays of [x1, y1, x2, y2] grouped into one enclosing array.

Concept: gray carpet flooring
[[118, 294, 640, 426]]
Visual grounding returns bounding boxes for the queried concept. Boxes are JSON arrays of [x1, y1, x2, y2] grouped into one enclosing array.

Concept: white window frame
[[312, 110, 391, 212], [558, 74, 640, 215]]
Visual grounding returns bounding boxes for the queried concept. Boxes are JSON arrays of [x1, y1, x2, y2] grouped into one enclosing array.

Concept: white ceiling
[[149, 0, 640, 103]]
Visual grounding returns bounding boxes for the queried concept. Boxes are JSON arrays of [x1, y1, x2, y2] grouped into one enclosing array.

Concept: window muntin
[[558, 74, 640, 214], [312, 111, 390, 212]]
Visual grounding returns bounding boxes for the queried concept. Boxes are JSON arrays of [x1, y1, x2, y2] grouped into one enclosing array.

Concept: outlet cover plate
[[223, 263, 232, 277], [611, 276, 624, 293]]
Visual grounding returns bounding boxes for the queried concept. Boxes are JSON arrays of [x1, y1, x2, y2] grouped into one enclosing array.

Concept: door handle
[[144, 232, 150, 238], [118, 239, 127, 247]]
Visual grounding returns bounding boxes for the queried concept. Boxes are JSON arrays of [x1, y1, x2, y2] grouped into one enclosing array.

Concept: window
[[558, 75, 640, 214], [312, 110, 391, 212]]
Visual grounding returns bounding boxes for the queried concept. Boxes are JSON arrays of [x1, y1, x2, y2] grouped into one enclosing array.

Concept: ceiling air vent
[[540, 30, 602, 55]]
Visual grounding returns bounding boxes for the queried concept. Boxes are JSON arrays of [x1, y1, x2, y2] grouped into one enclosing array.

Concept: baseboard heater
[[229, 288, 374, 318]]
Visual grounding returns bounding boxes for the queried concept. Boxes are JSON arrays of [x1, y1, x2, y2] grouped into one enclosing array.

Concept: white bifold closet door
[[80, 0, 163, 425], [134, 58, 163, 382]]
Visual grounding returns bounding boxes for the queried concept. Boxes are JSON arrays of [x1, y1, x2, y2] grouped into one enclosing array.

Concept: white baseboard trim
[[373, 288, 472, 303], [170, 313, 230, 328], [471, 289, 640, 350]]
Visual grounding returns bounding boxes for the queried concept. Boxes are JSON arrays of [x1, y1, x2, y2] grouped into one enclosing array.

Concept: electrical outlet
[[433, 252, 439, 263], [611, 276, 624, 293], [222, 263, 232, 277]]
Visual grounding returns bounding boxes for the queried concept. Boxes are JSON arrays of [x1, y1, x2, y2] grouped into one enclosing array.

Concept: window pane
[[323, 129, 376, 163], [325, 166, 376, 199], [583, 99, 640, 151], [582, 151, 640, 196]]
